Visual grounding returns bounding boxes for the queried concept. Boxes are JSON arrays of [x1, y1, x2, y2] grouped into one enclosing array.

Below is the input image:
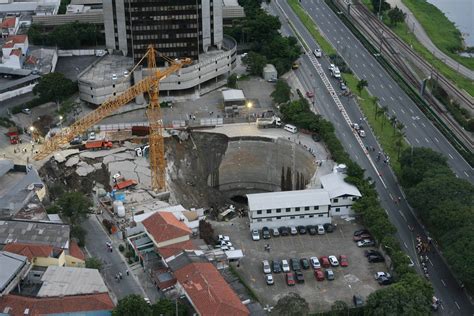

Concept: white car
[[357, 239, 375, 247], [262, 260, 271, 274], [89, 132, 96, 140], [374, 272, 391, 280], [317, 224, 325, 235], [281, 259, 290, 272], [328, 255, 339, 267], [329, 63, 336, 71], [265, 274, 274, 285], [144, 297, 151, 305], [358, 130, 366, 138], [252, 229, 260, 241], [407, 255, 415, 267], [314, 48, 322, 58], [290, 226, 298, 235], [218, 235, 230, 242], [220, 240, 233, 247], [310, 257, 321, 269]]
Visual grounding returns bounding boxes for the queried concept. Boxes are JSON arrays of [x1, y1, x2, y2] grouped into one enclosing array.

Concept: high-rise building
[[103, 0, 223, 63]]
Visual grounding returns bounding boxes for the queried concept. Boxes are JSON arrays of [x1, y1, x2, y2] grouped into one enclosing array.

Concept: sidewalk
[[385, 0, 474, 80]]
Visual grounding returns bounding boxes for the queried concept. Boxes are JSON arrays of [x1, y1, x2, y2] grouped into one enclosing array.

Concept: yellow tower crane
[[33, 46, 192, 192]]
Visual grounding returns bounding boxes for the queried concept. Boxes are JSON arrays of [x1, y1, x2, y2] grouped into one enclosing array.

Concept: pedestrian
[[126, 269, 129, 276], [398, 196, 401, 202], [119, 272, 123, 279], [427, 236, 432, 244]]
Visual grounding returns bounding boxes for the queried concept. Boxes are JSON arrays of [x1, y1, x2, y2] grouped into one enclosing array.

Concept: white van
[[284, 124, 298, 134]]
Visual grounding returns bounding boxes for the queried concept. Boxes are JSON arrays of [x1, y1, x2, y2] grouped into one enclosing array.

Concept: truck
[[7, 127, 19, 144], [84, 140, 113, 150], [256, 116, 282, 128]]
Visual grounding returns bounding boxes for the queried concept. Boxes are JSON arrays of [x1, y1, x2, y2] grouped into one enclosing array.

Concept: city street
[[269, 0, 474, 314]]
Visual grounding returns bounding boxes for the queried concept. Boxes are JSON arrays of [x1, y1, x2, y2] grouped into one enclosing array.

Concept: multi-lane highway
[[267, 0, 474, 314]]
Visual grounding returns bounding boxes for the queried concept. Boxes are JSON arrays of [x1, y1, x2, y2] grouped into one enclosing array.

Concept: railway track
[[335, 0, 473, 149]]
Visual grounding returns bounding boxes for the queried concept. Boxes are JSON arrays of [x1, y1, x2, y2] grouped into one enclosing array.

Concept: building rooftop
[[37, 266, 107, 297], [167, 250, 208, 272], [246, 189, 331, 211], [0, 220, 70, 249], [1, 16, 16, 28], [158, 239, 196, 259], [2, 35, 27, 48], [78, 54, 134, 87], [222, 89, 245, 102], [320, 172, 361, 199], [143, 212, 192, 244], [68, 240, 85, 261], [0, 251, 28, 294], [175, 262, 249, 316], [0, 293, 114, 316], [3, 242, 53, 261]]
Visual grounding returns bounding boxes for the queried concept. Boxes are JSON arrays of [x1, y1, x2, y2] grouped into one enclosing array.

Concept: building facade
[[103, 0, 223, 63], [247, 190, 331, 231], [320, 171, 362, 216]]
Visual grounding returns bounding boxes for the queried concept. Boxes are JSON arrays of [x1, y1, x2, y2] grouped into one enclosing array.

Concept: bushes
[[0, 117, 16, 128], [199, 220, 215, 245], [28, 22, 104, 49]]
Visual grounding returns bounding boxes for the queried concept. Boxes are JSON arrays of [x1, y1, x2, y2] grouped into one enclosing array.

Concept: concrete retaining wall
[[0, 84, 36, 102]]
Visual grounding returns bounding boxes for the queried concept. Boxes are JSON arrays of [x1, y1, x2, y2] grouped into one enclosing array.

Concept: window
[[333, 198, 339, 203], [314, 206, 319, 210], [299, 215, 304, 219], [304, 206, 310, 211], [276, 208, 281, 212], [266, 210, 271, 214], [257, 210, 262, 215], [286, 208, 291, 212], [290, 216, 295, 219], [335, 208, 340, 212], [257, 219, 262, 222], [309, 215, 314, 218], [295, 207, 300, 212], [276, 216, 281, 219], [318, 214, 324, 217], [267, 218, 272, 221]]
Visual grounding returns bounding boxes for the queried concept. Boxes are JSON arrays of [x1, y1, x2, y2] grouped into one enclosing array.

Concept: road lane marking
[[409, 108, 414, 114], [381, 96, 386, 101], [454, 301, 460, 310], [399, 96, 403, 100], [448, 153, 454, 159], [398, 210, 407, 222], [384, 209, 389, 215], [421, 122, 426, 127], [362, 63, 366, 67], [464, 171, 469, 177], [434, 137, 439, 143], [370, 62, 374, 67], [361, 53, 366, 57], [388, 84, 393, 89], [412, 122, 417, 128], [371, 73, 375, 78], [415, 138, 420, 143], [429, 259, 433, 266], [400, 109, 405, 114], [390, 96, 394, 101], [379, 73, 383, 77], [404, 242, 408, 248], [441, 279, 446, 286], [425, 138, 429, 143], [380, 84, 384, 89]]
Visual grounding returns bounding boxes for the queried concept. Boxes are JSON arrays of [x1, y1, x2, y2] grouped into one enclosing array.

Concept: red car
[[314, 269, 325, 281], [353, 233, 372, 242], [286, 272, 296, 286], [320, 256, 330, 268], [339, 255, 349, 267], [306, 91, 314, 98]]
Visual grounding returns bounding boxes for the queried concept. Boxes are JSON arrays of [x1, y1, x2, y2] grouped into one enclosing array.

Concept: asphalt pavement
[[82, 215, 145, 302], [269, 0, 474, 314]]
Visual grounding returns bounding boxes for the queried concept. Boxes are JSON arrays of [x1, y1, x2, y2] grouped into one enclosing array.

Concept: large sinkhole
[[167, 132, 317, 208]]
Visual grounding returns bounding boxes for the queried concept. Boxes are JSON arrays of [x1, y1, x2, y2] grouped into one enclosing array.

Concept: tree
[[199, 220, 215, 245], [356, 79, 368, 95], [371, 0, 391, 15], [85, 257, 103, 270], [399, 147, 449, 188], [71, 225, 87, 247], [388, 6, 406, 26], [371, 96, 379, 117], [227, 73, 238, 89], [379, 106, 389, 129], [272, 293, 309, 316], [389, 115, 397, 133], [245, 51, 267, 76], [56, 192, 91, 225], [331, 300, 348, 315], [113, 295, 152, 316], [33, 73, 77, 105], [271, 80, 292, 104], [152, 299, 188, 316]]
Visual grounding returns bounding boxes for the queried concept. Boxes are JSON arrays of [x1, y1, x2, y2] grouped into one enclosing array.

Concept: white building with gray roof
[[0, 251, 30, 296], [247, 189, 331, 230], [320, 172, 361, 216]]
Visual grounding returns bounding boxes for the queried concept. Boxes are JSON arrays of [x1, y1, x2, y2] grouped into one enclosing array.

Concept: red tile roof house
[[141, 211, 194, 261], [172, 257, 249, 316], [0, 293, 114, 316]]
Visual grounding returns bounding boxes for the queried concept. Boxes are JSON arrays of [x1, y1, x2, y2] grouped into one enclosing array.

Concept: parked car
[[314, 48, 322, 57], [21, 108, 31, 115], [290, 226, 298, 235], [300, 258, 310, 270], [328, 255, 339, 267], [279, 226, 289, 236], [325, 269, 335, 280], [272, 228, 280, 237], [297, 226, 307, 234], [310, 257, 321, 269], [340, 81, 347, 90], [407, 255, 415, 267], [314, 269, 325, 281], [89, 131, 96, 140], [286, 272, 296, 286], [378, 276, 393, 285], [307, 225, 317, 235], [364, 250, 382, 257], [272, 260, 281, 273], [306, 91, 314, 98], [70, 136, 82, 145], [262, 260, 271, 274], [218, 235, 230, 242], [368, 255, 385, 263], [353, 295, 364, 307], [374, 272, 391, 280], [144, 297, 151, 305], [290, 258, 301, 271], [262, 227, 271, 239], [357, 239, 375, 247], [323, 223, 334, 233], [266, 274, 274, 285], [317, 224, 325, 235], [252, 229, 260, 241], [295, 270, 305, 283], [281, 260, 290, 272], [320, 256, 330, 268], [354, 229, 369, 236], [358, 129, 366, 137], [353, 233, 372, 241], [339, 255, 349, 267]]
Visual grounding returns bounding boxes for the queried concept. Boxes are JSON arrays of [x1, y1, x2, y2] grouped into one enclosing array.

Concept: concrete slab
[[75, 162, 95, 176], [65, 155, 80, 167], [54, 149, 80, 163], [79, 147, 127, 159]]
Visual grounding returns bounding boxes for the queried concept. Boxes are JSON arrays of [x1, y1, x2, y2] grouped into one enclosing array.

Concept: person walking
[[126, 269, 129, 276]]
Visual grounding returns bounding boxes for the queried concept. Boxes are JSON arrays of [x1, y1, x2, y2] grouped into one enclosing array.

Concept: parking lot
[[211, 217, 387, 311]]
